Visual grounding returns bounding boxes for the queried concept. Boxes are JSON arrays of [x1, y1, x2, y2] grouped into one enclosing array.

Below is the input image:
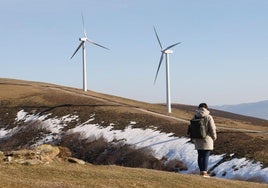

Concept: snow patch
[[1, 111, 267, 183], [213, 158, 268, 182]]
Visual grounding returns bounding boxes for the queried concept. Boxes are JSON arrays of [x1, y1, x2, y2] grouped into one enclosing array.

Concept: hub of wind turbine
[[79, 37, 87, 42], [163, 49, 173, 54]]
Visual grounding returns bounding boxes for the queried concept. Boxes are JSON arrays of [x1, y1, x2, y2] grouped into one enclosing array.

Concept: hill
[[0, 78, 268, 186], [213, 101, 268, 120]]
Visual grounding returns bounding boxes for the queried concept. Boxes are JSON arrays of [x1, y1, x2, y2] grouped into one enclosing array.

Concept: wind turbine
[[153, 26, 181, 113], [70, 13, 109, 92]]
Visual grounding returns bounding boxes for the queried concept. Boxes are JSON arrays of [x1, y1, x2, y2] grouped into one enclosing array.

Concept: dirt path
[[137, 108, 268, 134]]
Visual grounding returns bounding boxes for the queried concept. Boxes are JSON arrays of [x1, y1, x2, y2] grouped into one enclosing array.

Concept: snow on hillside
[[0, 110, 267, 183]]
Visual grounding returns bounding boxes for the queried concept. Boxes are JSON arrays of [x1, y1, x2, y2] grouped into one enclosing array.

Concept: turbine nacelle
[[162, 49, 173, 54], [79, 37, 87, 42]]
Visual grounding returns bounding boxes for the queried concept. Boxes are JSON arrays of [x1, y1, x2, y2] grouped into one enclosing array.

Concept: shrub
[[60, 133, 108, 163], [60, 132, 169, 170], [164, 159, 188, 172], [96, 143, 165, 170], [0, 120, 50, 151]]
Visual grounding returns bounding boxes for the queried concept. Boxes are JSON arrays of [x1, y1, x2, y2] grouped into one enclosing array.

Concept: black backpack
[[188, 116, 207, 139]]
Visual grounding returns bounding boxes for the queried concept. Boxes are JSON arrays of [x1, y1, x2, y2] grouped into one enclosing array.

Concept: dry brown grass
[[0, 162, 267, 188], [1, 78, 267, 155], [0, 78, 268, 186]]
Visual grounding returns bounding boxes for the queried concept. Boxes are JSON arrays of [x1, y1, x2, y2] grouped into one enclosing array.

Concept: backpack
[[188, 116, 207, 139]]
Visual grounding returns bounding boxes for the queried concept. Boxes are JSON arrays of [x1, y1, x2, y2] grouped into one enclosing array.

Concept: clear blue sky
[[1, 0, 268, 106]]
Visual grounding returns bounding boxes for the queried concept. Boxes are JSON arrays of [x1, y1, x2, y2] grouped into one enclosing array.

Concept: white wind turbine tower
[[153, 26, 181, 113], [70, 13, 109, 92]]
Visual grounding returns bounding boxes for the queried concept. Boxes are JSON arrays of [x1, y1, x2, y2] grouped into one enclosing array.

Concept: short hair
[[198, 103, 208, 109]]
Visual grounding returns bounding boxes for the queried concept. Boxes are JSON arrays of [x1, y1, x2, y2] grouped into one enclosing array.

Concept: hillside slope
[[1, 162, 267, 188], [0, 78, 268, 184]]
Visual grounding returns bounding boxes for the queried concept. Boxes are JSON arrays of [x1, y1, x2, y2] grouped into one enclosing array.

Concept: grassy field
[[0, 78, 268, 187], [0, 162, 267, 188]]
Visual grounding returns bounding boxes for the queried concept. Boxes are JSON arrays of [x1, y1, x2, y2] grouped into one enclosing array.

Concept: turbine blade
[[70, 42, 84, 59], [86, 39, 110, 50], [81, 12, 87, 37], [154, 53, 164, 85], [153, 26, 163, 49], [163, 42, 181, 51]]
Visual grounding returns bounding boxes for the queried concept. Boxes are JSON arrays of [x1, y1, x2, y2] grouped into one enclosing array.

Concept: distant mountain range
[[213, 100, 268, 120]]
